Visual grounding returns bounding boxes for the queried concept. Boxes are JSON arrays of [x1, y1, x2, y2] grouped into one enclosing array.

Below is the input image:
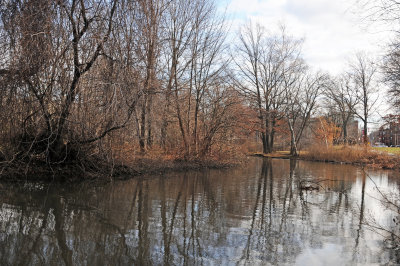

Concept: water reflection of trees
[[361, 170, 400, 264], [0, 158, 399, 265]]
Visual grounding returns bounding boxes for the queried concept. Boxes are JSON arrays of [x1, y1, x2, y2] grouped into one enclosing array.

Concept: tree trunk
[[363, 118, 368, 144], [161, 49, 177, 149], [175, 87, 189, 155], [146, 93, 153, 147], [139, 96, 147, 153], [342, 123, 348, 144], [288, 122, 298, 156], [193, 104, 199, 155], [261, 132, 267, 154], [264, 117, 275, 154], [161, 88, 172, 149]]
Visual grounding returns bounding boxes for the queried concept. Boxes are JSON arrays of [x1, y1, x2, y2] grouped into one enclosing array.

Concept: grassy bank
[[301, 145, 400, 169], [250, 145, 400, 170], [372, 147, 400, 155]]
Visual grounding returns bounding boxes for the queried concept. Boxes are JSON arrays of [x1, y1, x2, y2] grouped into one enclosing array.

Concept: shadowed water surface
[[1, 158, 400, 265]]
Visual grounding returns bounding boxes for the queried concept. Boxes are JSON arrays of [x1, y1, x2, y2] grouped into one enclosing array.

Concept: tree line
[[0, 0, 398, 171]]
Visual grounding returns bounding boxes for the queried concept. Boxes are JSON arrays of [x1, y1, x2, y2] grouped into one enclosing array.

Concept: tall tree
[[349, 53, 379, 144], [323, 74, 358, 144], [160, 0, 231, 157], [283, 70, 326, 156], [160, 0, 195, 149], [188, 0, 228, 156], [383, 39, 400, 110], [356, 0, 400, 111], [234, 23, 303, 153], [135, 0, 166, 152]]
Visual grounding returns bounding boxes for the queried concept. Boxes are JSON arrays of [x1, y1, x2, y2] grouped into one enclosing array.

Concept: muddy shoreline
[[0, 157, 239, 183]]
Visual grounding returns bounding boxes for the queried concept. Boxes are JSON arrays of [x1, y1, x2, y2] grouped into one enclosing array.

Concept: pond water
[[1, 158, 400, 265]]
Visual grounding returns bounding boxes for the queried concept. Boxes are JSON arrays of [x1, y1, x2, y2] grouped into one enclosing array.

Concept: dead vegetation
[[0, 0, 245, 181], [302, 144, 400, 169]]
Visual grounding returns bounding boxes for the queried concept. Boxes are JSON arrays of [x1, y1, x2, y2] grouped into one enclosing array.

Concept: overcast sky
[[223, 0, 394, 75]]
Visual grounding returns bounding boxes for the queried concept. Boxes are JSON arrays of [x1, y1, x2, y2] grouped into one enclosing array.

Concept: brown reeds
[[302, 144, 400, 169]]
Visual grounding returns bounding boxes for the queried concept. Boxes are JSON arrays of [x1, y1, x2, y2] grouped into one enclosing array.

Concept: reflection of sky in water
[[295, 243, 345, 266], [0, 158, 399, 265], [353, 172, 398, 227], [291, 166, 399, 265]]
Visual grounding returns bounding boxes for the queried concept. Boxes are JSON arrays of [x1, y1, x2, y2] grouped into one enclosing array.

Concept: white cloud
[[225, 0, 394, 75]]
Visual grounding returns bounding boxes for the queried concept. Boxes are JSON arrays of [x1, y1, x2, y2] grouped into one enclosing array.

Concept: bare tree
[[383, 39, 400, 110], [349, 53, 379, 144], [0, 0, 128, 163], [133, 0, 167, 152], [284, 70, 327, 156], [233, 22, 266, 151], [188, 0, 229, 156], [355, 0, 400, 112], [356, 0, 400, 22], [158, 0, 232, 157], [234, 23, 303, 153], [323, 74, 359, 144], [160, 0, 196, 149]]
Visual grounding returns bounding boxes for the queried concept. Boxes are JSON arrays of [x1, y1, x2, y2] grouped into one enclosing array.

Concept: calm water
[[1, 158, 400, 265]]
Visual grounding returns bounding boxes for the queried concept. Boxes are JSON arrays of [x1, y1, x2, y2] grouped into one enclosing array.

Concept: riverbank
[[252, 151, 293, 159], [0, 155, 240, 182], [302, 145, 400, 169], [252, 145, 400, 170], [4, 144, 397, 182]]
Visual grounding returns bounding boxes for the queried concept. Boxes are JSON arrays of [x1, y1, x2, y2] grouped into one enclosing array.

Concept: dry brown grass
[[302, 144, 400, 169]]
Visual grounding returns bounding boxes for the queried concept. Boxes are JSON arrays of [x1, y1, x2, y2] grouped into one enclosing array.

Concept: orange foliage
[[313, 117, 341, 145]]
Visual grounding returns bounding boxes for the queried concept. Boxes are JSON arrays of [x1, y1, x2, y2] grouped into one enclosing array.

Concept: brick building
[[378, 115, 400, 147]]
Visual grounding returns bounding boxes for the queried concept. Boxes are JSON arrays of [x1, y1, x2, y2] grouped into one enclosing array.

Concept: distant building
[[369, 129, 380, 145], [378, 115, 400, 147]]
